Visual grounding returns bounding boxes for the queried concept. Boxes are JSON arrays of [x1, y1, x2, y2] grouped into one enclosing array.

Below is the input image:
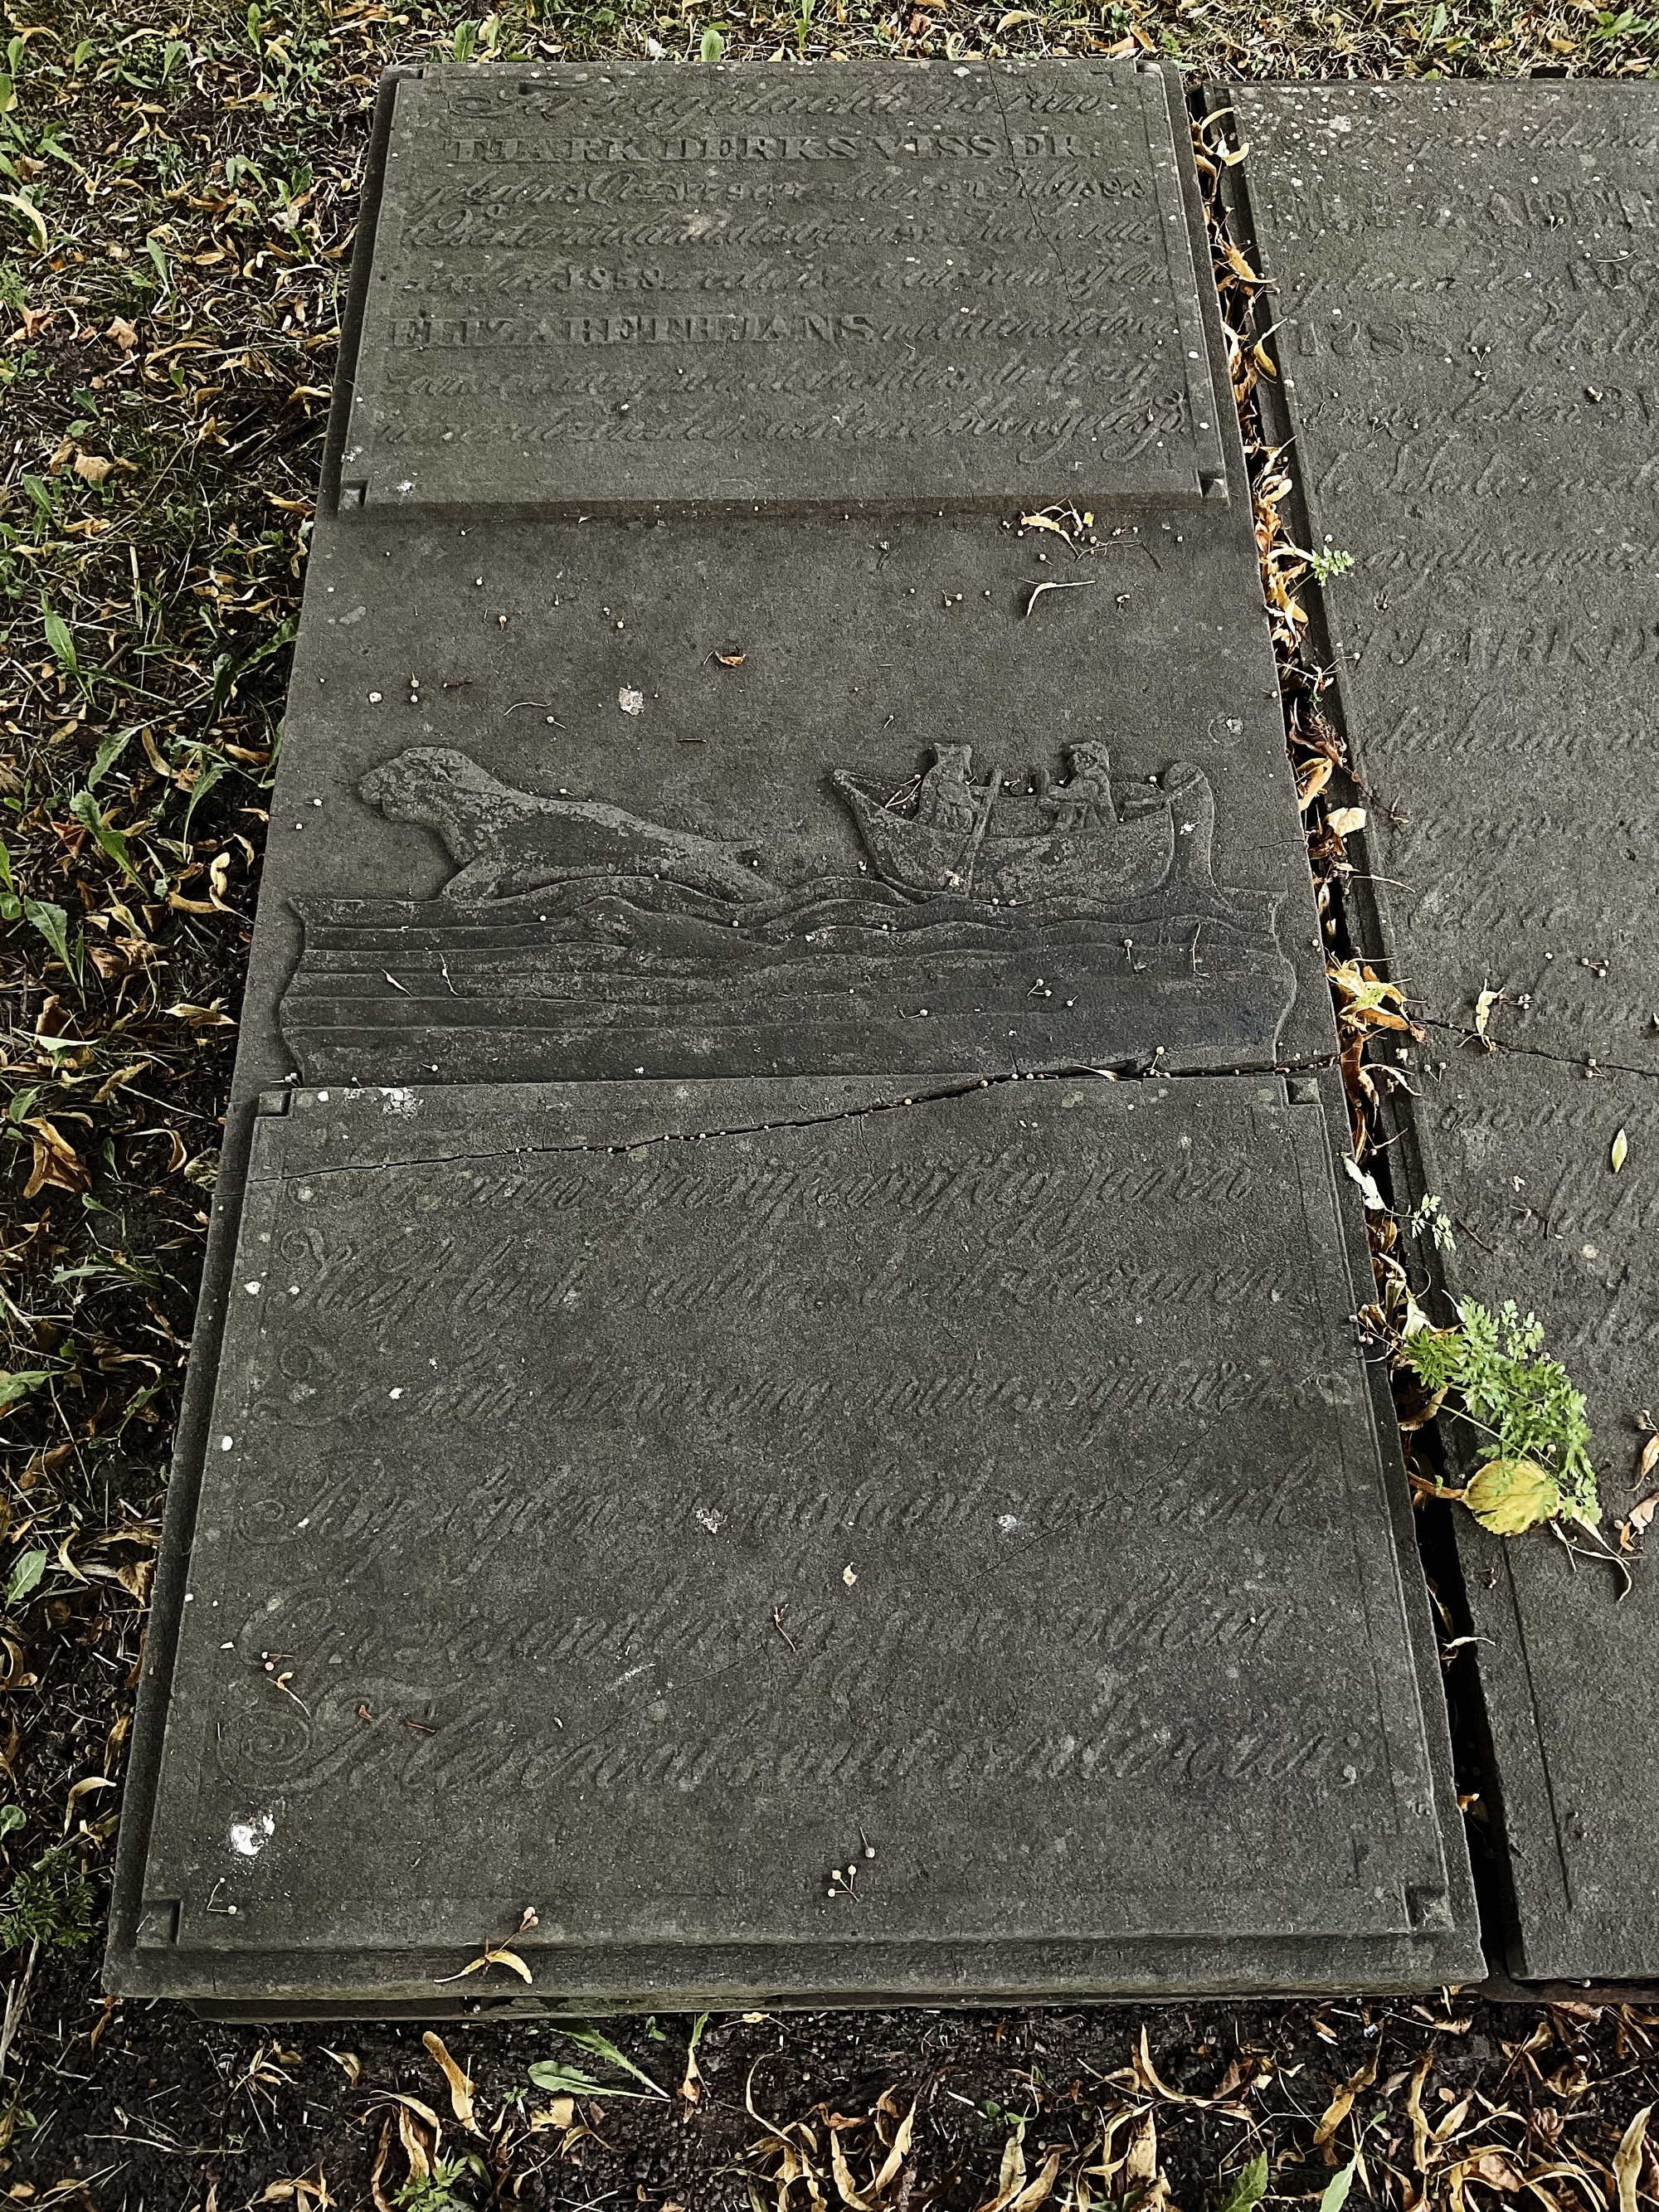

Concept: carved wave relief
[[279, 742, 1297, 1082]]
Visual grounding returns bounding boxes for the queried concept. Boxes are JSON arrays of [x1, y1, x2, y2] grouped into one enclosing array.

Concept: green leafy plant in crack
[[391, 2156, 488, 2212], [0, 1845, 97, 1952], [1399, 1298, 1598, 1534]]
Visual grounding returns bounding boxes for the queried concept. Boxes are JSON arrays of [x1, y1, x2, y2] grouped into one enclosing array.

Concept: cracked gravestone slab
[[254, 508, 1324, 1087], [1238, 80, 1659, 1982], [339, 60, 1228, 515], [107, 1073, 1478, 2014], [1230, 80, 1659, 1077], [1390, 1052, 1659, 1984]]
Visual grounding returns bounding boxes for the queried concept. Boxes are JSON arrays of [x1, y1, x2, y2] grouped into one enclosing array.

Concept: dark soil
[[17, 1964, 1659, 2211]]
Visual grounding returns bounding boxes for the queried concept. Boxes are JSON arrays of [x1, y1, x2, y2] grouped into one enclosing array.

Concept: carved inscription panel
[[1236, 84, 1659, 1068], [340, 60, 1228, 511], [139, 1075, 1452, 1960]]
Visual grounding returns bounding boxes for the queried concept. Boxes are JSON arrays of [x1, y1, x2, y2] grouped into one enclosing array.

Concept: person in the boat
[[1043, 739, 1119, 831], [914, 743, 980, 833]]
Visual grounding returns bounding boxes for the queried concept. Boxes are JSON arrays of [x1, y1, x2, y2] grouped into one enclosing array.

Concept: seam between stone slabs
[[246, 1055, 1340, 1182]]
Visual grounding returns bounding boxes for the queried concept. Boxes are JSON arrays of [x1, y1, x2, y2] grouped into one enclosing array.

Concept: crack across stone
[[247, 1053, 1339, 1182]]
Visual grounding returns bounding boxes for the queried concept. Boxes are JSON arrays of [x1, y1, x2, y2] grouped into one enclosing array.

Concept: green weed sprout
[[1399, 1299, 1598, 1534]]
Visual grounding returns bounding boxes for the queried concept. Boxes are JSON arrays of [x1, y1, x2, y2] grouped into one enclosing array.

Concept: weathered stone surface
[[1399, 1057, 1659, 1983], [256, 507, 1321, 1084], [340, 61, 1228, 513], [1233, 80, 1659, 1075], [207, 60, 1335, 1089], [107, 1073, 1478, 2011], [1237, 80, 1659, 1981], [108, 65, 1481, 2015]]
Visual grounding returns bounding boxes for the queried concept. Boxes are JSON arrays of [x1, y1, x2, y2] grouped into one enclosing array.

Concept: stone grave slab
[[1235, 80, 1659, 1981], [108, 1072, 1477, 2013], [1400, 1056, 1659, 1983], [219, 61, 1339, 1091], [255, 505, 1328, 1087], [108, 62, 1481, 2014], [1230, 80, 1659, 1074], [340, 61, 1228, 513]]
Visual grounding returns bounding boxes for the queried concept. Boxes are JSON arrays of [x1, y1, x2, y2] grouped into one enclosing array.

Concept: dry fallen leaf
[[1326, 805, 1367, 837], [1469, 2150, 1524, 2193], [1297, 756, 1334, 810], [1610, 1125, 1628, 1173], [1465, 1457, 1560, 1535], [1615, 2105, 1652, 2212], [74, 452, 114, 483], [105, 315, 139, 350], [422, 2030, 480, 2133], [1474, 984, 1501, 1039], [1314, 2044, 1381, 2147], [433, 1941, 533, 1986], [22, 1117, 89, 1199], [257, 2179, 332, 2211]]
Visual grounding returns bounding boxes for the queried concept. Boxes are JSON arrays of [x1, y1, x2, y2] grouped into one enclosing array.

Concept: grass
[[1, 0, 1657, 2198]]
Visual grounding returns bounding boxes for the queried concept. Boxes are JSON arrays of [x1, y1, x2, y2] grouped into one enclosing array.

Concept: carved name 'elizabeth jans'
[[277, 733, 1298, 1084]]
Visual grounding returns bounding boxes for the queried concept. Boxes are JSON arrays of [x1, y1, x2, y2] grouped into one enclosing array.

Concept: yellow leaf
[[1474, 984, 1500, 1039], [22, 1117, 88, 1198], [1314, 2044, 1381, 2147], [1610, 1126, 1628, 1173], [1010, 2151, 1063, 2212], [1615, 2105, 1652, 2212], [1465, 1457, 1560, 1535], [1297, 757, 1333, 810], [434, 1942, 533, 1986], [1326, 805, 1367, 837], [422, 2031, 479, 2133], [1, 191, 49, 251]]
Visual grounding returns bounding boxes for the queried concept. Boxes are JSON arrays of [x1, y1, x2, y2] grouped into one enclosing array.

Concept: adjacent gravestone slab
[[1232, 80, 1659, 1073], [340, 61, 1228, 513], [108, 1073, 1478, 2011], [1396, 1058, 1659, 1983], [1235, 80, 1659, 1981]]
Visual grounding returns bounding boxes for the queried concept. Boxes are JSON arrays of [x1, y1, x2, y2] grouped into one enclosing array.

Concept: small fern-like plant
[[1399, 1299, 1598, 1533], [0, 1846, 97, 1953]]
